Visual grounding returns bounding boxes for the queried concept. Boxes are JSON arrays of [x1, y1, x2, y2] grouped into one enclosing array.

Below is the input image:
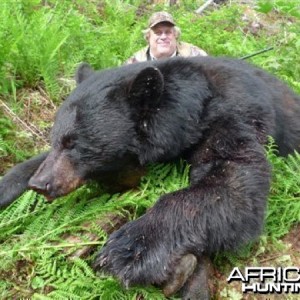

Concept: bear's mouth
[[28, 172, 86, 202], [31, 186, 56, 202], [27, 149, 87, 201], [29, 178, 86, 201]]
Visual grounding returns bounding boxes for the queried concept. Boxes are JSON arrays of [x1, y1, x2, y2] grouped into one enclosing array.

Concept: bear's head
[[28, 60, 210, 200], [28, 62, 166, 199]]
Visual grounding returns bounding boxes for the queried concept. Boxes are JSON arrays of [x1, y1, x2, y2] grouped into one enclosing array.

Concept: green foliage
[[266, 140, 300, 238], [0, 118, 15, 157], [1, 143, 300, 298], [0, 162, 188, 299], [0, 0, 142, 99], [0, 0, 298, 105], [0, 117, 33, 165], [257, 0, 300, 18], [0, 0, 300, 298]]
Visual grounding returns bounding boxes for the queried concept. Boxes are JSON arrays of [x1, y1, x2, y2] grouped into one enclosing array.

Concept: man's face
[[148, 23, 177, 59]]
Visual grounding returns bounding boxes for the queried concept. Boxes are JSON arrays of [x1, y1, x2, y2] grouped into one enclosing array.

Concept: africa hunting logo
[[227, 267, 300, 294]]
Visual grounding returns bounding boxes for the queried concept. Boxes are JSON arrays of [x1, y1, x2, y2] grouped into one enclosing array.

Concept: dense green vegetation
[[0, 0, 299, 298]]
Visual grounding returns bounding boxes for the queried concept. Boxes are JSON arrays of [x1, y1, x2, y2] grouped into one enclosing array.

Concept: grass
[[0, 0, 300, 298]]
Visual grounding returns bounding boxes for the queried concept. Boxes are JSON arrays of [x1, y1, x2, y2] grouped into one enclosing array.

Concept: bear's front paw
[[93, 217, 171, 288]]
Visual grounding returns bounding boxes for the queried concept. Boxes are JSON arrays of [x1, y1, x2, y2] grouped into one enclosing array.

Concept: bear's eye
[[62, 136, 75, 150]]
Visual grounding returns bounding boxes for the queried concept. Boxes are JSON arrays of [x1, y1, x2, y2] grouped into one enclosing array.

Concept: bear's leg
[[0, 152, 48, 208], [162, 254, 197, 297], [94, 137, 271, 296], [180, 256, 211, 300], [162, 254, 211, 300]]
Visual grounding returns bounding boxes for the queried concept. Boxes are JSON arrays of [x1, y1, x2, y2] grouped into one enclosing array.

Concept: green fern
[[264, 138, 300, 237], [0, 162, 189, 299], [0, 0, 299, 298], [1, 143, 300, 299]]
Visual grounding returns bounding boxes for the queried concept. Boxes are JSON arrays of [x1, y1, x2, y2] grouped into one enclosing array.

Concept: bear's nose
[[28, 177, 52, 197]]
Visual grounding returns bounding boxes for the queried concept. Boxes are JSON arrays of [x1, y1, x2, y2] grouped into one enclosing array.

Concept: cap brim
[[150, 20, 175, 28]]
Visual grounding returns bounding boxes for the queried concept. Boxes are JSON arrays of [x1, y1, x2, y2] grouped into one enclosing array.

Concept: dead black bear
[[1, 57, 300, 299]]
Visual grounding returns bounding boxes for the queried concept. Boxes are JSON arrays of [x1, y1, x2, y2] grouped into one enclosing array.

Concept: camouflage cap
[[148, 11, 176, 28]]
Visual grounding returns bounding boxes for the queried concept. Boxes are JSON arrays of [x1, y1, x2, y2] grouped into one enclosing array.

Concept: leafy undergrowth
[[0, 147, 300, 299], [0, 162, 190, 299], [0, 0, 300, 299]]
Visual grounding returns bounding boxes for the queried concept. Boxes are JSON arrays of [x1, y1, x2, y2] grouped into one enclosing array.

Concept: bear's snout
[[28, 150, 84, 200]]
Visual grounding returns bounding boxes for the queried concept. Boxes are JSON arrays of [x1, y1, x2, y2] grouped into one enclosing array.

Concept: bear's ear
[[128, 67, 164, 105], [75, 62, 95, 85]]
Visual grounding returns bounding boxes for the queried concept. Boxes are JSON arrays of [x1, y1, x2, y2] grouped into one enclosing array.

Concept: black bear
[[1, 57, 300, 299]]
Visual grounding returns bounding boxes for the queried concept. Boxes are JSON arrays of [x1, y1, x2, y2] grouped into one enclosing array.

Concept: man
[[125, 11, 208, 64]]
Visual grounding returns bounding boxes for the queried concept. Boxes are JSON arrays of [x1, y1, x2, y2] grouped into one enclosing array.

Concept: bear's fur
[[1, 57, 300, 298]]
